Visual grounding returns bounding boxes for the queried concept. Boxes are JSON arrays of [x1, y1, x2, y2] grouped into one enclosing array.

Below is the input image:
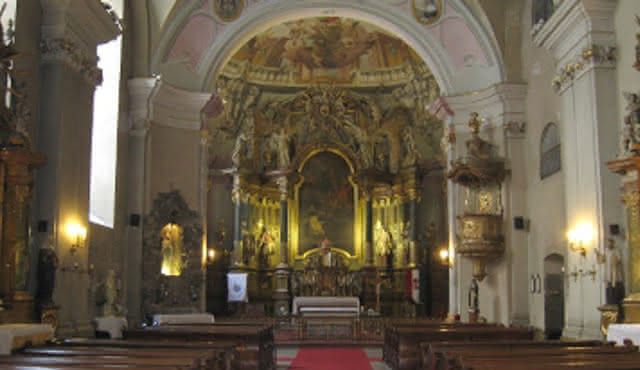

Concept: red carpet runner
[[288, 347, 373, 370]]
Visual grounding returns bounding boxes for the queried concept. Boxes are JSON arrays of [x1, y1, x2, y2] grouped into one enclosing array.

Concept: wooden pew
[[125, 324, 275, 370], [441, 346, 637, 370], [385, 325, 534, 370], [22, 346, 220, 369], [383, 321, 500, 366], [0, 354, 198, 369], [455, 352, 640, 370], [61, 338, 236, 369], [420, 340, 610, 370]]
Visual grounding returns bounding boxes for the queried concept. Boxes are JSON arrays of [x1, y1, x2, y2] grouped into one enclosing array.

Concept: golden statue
[[160, 223, 184, 276]]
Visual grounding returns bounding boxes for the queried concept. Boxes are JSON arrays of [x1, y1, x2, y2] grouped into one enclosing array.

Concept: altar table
[[607, 323, 640, 345], [0, 323, 53, 355], [292, 296, 360, 317]]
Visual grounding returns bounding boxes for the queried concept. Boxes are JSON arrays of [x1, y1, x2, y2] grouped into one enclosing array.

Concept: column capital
[[533, 0, 617, 62], [40, 0, 121, 87], [128, 77, 160, 134]]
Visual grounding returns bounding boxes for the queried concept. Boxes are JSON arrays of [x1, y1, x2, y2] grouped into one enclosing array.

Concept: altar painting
[[299, 152, 354, 256]]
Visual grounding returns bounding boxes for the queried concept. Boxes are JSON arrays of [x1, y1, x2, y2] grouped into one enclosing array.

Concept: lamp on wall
[[65, 222, 87, 253], [567, 223, 594, 256], [438, 247, 453, 268], [206, 248, 216, 264]]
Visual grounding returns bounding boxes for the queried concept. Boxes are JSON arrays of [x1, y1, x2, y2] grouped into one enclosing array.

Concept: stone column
[[273, 176, 290, 316], [430, 98, 457, 317], [124, 77, 157, 326], [37, 0, 120, 336], [534, 0, 620, 338]]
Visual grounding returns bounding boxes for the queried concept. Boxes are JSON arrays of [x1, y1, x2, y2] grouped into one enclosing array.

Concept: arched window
[[89, 0, 123, 228], [540, 122, 561, 179]]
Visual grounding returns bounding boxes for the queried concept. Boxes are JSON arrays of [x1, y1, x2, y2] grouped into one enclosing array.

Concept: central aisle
[[277, 346, 389, 370]]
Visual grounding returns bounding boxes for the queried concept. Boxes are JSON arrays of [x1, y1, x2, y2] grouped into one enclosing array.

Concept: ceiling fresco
[[223, 17, 427, 85]]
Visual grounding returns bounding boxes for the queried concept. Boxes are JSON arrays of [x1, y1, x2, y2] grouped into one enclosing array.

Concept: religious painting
[[412, 0, 443, 24], [299, 152, 354, 256], [213, 0, 244, 22], [228, 17, 421, 83]]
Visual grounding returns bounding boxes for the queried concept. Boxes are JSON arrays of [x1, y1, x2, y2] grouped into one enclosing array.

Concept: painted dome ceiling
[[220, 17, 431, 87]]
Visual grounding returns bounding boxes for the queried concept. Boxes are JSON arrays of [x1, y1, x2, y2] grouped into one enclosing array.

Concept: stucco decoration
[[142, 190, 203, 321], [155, 0, 504, 95], [208, 77, 443, 174]]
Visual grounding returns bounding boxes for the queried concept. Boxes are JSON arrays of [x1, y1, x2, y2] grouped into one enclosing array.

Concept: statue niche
[[142, 190, 203, 318], [160, 222, 184, 276]]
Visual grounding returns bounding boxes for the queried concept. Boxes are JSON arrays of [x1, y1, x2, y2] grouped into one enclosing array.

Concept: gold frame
[[412, 0, 443, 25], [290, 147, 366, 269], [213, 0, 245, 23]]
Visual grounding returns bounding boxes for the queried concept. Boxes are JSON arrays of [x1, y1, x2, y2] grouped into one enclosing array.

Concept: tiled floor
[[276, 345, 391, 369]]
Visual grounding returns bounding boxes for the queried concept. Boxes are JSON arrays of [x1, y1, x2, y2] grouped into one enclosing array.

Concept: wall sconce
[[563, 265, 579, 282], [206, 248, 216, 264], [567, 223, 594, 256], [581, 264, 597, 281], [65, 222, 87, 253], [438, 247, 453, 268]]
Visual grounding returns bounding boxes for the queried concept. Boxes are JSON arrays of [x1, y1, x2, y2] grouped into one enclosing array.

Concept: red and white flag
[[406, 268, 421, 304]]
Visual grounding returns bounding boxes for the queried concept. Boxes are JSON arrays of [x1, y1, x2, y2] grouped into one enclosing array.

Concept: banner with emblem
[[227, 272, 248, 302]]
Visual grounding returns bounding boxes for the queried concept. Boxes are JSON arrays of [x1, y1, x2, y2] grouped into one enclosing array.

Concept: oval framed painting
[[412, 0, 443, 25], [213, 0, 244, 22]]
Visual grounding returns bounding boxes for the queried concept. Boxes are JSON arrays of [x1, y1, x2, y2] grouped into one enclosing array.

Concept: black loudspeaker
[[37, 220, 48, 232], [129, 213, 141, 227], [514, 216, 525, 230], [609, 224, 620, 235]]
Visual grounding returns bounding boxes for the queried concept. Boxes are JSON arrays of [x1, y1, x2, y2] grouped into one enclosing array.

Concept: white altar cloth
[[292, 297, 360, 317], [607, 323, 640, 345], [0, 324, 53, 355], [94, 316, 128, 339], [152, 313, 215, 326]]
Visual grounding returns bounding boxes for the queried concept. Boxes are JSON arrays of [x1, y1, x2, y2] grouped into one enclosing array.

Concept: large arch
[[150, 0, 506, 95]]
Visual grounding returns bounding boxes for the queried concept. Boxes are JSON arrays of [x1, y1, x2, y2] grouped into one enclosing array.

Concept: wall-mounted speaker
[[609, 224, 620, 236], [514, 216, 525, 230], [129, 213, 141, 227], [37, 220, 48, 233]]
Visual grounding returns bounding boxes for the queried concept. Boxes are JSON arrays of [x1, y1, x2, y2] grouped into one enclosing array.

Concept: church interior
[[3, 0, 640, 368]]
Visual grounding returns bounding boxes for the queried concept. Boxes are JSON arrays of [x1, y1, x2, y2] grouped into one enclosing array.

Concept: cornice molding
[[40, 38, 102, 86], [149, 81, 212, 131], [533, 0, 616, 64], [127, 77, 161, 134], [40, 0, 121, 86], [443, 83, 527, 133]]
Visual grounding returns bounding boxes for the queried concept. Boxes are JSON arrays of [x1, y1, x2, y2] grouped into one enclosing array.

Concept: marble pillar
[[274, 176, 290, 316]]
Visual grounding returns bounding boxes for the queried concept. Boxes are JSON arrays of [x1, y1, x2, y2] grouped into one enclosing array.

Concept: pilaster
[[124, 77, 158, 326], [36, 0, 120, 337], [535, 0, 620, 338]]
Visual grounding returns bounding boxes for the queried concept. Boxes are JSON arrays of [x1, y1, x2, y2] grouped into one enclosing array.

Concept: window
[[89, 0, 122, 228], [540, 122, 561, 179]]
